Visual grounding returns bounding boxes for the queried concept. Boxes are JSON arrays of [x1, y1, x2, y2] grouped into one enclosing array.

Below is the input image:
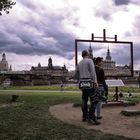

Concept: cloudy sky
[[0, 0, 140, 71]]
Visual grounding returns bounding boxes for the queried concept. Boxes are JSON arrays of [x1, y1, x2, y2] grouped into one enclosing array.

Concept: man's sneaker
[[97, 116, 103, 120], [88, 118, 101, 125]]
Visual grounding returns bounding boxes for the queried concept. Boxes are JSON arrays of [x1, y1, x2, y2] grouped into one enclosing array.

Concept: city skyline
[[0, 0, 140, 70], [0, 46, 132, 72]]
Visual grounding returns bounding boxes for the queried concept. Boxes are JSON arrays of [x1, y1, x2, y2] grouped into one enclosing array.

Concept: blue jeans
[[95, 85, 105, 117], [82, 88, 96, 120], [96, 101, 102, 117]]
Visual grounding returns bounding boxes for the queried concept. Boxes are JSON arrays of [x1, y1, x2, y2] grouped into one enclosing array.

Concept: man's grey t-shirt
[[76, 58, 97, 83]]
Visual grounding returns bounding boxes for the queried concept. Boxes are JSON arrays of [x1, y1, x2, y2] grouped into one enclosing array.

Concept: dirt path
[[49, 103, 140, 140]]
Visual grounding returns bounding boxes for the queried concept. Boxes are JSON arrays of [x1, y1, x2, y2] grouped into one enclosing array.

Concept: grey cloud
[[0, 1, 79, 60], [95, 10, 111, 21], [95, 0, 138, 21], [110, 43, 140, 69], [124, 32, 132, 37], [133, 43, 140, 62], [112, 51, 131, 65], [132, 43, 140, 70], [1, 0, 140, 70], [113, 0, 130, 5], [18, 0, 42, 12], [132, 16, 140, 36], [129, 0, 140, 5]]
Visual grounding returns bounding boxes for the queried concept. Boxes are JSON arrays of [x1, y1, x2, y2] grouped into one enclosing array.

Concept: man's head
[[95, 57, 103, 66], [82, 50, 89, 58]]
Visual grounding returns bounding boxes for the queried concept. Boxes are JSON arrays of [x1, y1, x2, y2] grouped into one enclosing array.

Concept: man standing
[[75, 50, 100, 125]]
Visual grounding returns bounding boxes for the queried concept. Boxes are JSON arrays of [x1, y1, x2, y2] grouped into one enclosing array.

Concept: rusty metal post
[[75, 40, 78, 68], [103, 29, 106, 41], [91, 33, 94, 40], [130, 42, 134, 77], [138, 71, 140, 89], [115, 35, 117, 42], [74, 29, 133, 77]]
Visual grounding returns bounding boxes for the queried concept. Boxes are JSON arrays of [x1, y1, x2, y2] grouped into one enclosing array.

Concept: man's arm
[[89, 60, 97, 83]]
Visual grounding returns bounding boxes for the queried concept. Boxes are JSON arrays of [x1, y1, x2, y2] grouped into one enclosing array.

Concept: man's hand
[[94, 83, 98, 90]]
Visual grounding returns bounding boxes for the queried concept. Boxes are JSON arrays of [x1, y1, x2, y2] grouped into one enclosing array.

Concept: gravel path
[[49, 103, 140, 140]]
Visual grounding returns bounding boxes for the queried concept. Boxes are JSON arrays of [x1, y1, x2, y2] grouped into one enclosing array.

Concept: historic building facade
[[31, 57, 68, 76], [30, 57, 68, 85], [0, 52, 138, 86], [88, 46, 131, 77], [102, 48, 131, 77], [0, 53, 11, 71], [0, 54, 69, 86]]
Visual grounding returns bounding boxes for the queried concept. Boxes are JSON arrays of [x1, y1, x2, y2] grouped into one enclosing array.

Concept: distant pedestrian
[[60, 82, 64, 91], [128, 91, 132, 97], [118, 91, 123, 100]]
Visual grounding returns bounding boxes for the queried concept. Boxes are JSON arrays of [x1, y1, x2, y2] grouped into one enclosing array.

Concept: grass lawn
[[0, 90, 139, 140], [0, 85, 140, 93]]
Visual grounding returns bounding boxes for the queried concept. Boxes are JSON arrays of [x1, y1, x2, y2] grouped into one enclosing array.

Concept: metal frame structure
[[75, 29, 134, 77]]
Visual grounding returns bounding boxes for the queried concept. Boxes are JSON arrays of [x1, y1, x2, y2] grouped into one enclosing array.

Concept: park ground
[[0, 85, 140, 140], [50, 103, 140, 140]]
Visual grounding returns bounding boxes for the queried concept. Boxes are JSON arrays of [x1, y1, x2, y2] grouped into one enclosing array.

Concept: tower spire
[[48, 57, 53, 69], [88, 43, 93, 59], [106, 47, 111, 61]]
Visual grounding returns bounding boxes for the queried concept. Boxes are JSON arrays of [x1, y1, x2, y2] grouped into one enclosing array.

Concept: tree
[[0, 0, 16, 15]]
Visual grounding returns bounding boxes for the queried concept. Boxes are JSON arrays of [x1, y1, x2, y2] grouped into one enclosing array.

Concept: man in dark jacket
[[95, 57, 108, 119]]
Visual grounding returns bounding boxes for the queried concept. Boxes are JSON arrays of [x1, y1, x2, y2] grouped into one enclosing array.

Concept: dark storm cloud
[[113, 0, 130, 5], [0, 0, 140, 70], [0, 0, 79, 60], [41, 15, 75, 48]]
